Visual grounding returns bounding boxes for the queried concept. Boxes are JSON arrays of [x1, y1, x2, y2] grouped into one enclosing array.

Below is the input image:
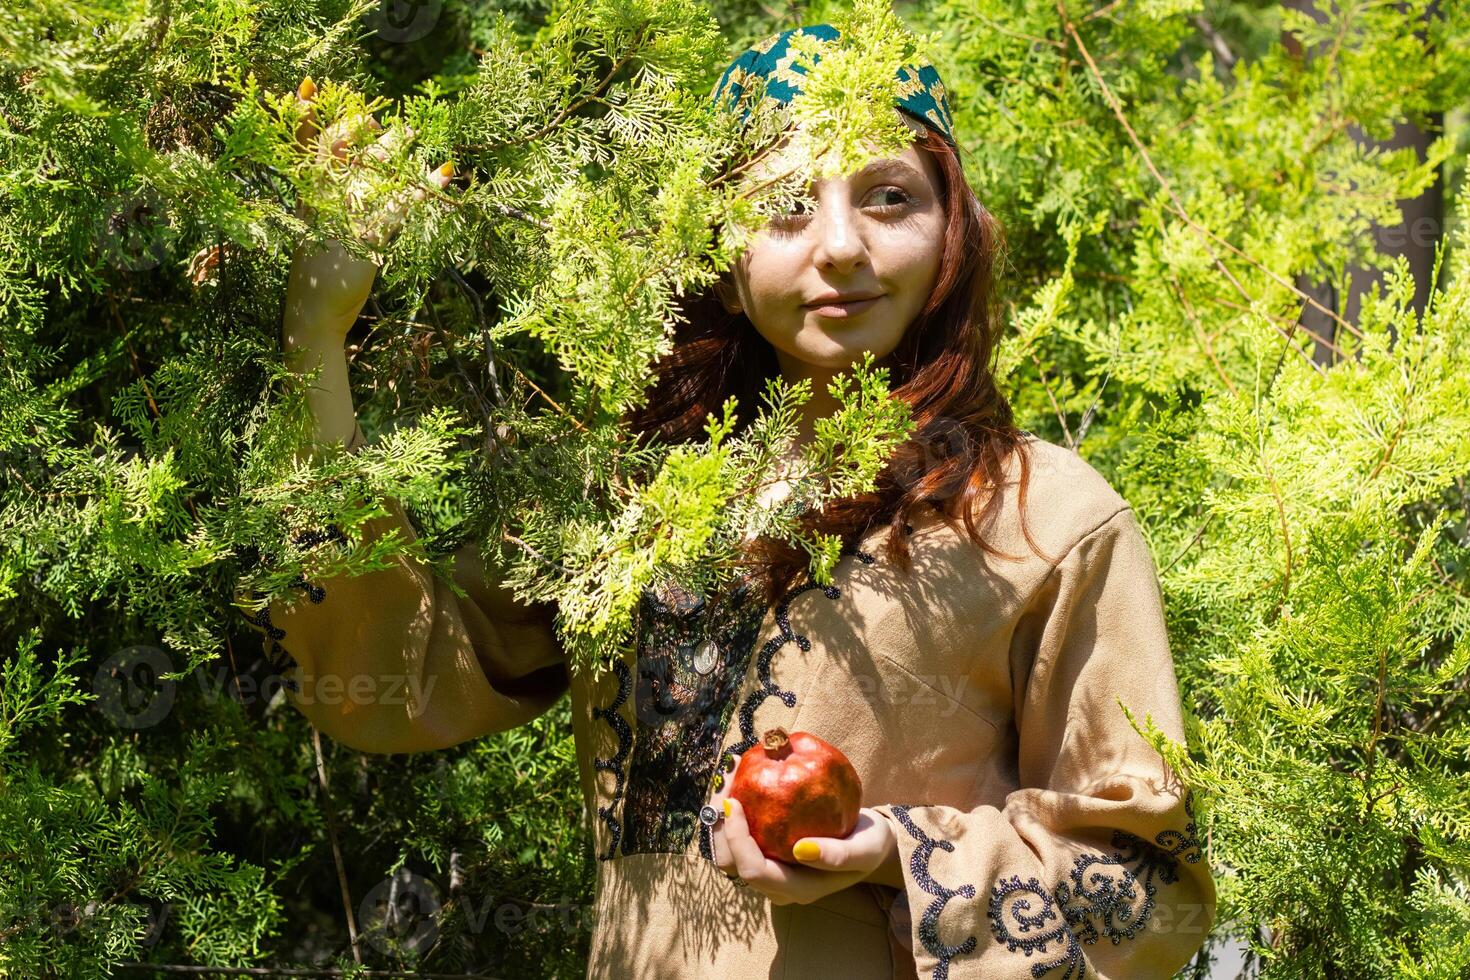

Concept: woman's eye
[[767, 200, 813, 232], [865, 186, 912, 210]]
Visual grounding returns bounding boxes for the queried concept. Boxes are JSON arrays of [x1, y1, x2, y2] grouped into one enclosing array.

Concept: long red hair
[[627, 125, 1047, 604]]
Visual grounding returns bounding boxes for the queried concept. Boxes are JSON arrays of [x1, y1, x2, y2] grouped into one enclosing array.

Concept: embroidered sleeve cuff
[[871, 792, 1212, 980]]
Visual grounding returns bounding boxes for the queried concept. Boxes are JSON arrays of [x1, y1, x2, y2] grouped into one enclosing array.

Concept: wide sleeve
[[237, 423, 568, 755], [870, 506, 1215, 980]]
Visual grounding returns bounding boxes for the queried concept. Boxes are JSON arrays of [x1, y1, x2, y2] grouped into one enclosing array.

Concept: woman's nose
[[810, 202, 868, 275]]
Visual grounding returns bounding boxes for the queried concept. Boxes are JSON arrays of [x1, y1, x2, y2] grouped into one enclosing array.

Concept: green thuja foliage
[[916, 0, 1470, 975], [0, 0, 918, 974], [1, 0, 1468, 977]]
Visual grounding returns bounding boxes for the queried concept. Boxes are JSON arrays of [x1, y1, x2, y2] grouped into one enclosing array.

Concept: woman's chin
[[792, 344, 893, 373], [761, 321, 904, 375], [804, 329, 903, 367]]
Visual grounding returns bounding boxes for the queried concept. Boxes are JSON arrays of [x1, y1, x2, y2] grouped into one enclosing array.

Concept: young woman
[[258, 25, 1215, 980]]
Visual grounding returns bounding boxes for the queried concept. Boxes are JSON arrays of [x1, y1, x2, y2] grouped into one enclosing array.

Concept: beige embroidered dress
[[244, 432, 1216, 979]]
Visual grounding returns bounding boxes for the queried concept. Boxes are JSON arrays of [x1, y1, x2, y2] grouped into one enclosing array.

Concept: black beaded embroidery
[[1152, 790, 1202, 864], [618, 577, 768, 856], [987, 792, 1204, 978], [890, 805, 979, 980], [238, 526, 348, 689], [591, 656, 633, 861], [696, 547, 876, 860], [726, 549, 876, 762]]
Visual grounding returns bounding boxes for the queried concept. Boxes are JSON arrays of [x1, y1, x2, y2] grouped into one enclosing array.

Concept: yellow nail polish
[[298, 77, 317, 101], [438, 161, 455, 179], [793, 841, 821, 862], [722, 798, 731, 818]]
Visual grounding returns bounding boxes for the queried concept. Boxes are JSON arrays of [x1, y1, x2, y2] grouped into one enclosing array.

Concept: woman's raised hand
[[285, 77, 455, 338]]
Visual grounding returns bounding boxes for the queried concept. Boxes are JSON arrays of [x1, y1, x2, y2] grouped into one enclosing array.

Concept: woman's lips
[[804, 296, 882, 318]]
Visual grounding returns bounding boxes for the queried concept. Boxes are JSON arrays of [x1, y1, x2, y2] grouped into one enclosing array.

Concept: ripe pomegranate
[[729, 726, 863, 863]]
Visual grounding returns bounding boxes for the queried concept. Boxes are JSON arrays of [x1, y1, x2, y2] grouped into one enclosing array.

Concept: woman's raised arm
[[239, 83, 567, 754], [248, 249, 569, 754]]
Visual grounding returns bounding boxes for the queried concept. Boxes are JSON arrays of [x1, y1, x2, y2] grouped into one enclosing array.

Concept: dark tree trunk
[[1282, 1, 1445, 368]]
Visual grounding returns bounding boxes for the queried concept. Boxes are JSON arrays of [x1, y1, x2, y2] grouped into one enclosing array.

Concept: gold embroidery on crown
[[924, 76, 953, 132], [895, 66, 925, 100], [727, 65, 758, 90], [770, 48, 809, 91], [752, 31, 783, 55], [719, 65, 761, 107]]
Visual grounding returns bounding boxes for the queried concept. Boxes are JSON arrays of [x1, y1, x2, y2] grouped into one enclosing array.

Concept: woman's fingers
[[294, 77, 387, 169], [722, 797, 777, 881], [295, 77, 319, 149], [704, 751, 741, 876], [357, 160, 455, 247], [789, 811, 884, 871], [291, 76, 456, 250], [362, 123, 415, 165], [710, 815, 734, 872], [324, 112, 382, 165]]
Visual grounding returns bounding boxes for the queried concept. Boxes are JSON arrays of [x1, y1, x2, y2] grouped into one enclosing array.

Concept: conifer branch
[[1361, 644, 1390, 819], [501, 531, 579, 577], [1029, 352, 1076, 450], [1254, 423, 1294, 604], [1167, 275, 1241, 398], [445, 268, 505, 406], [420, 293, 498, 449], [490, 203, 550, 231], [1160, 512, 1216, 576], [482, 28, 651, 151], [1364, 329, 1426, 484], [115, 966, 497, 978], [1057, 1, 1365, 346], [506, 363, 585, 431], [1205, 294, 1347, 363], [311, 727, 362, 965]]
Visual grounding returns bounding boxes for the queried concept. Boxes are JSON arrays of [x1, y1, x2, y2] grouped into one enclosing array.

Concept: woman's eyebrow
[[852, 159, 922, 182]]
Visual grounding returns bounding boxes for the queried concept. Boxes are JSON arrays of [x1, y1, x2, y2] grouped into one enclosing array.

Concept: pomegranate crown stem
[[761, 726, 792, 757]]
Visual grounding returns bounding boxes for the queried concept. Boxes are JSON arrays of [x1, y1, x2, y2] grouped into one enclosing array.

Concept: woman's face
[[719, 114, 947, 377]]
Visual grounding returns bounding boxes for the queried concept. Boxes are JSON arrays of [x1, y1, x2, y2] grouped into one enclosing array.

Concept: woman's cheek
[[893, 240, 944, 314], [745, 254, 806, 326]]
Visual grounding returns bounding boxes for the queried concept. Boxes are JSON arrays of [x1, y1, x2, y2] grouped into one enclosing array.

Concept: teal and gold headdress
[[710, 23, 956, 146]]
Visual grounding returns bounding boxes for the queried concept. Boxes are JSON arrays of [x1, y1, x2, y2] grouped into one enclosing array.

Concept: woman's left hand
[[708, 767, 898, 905]]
